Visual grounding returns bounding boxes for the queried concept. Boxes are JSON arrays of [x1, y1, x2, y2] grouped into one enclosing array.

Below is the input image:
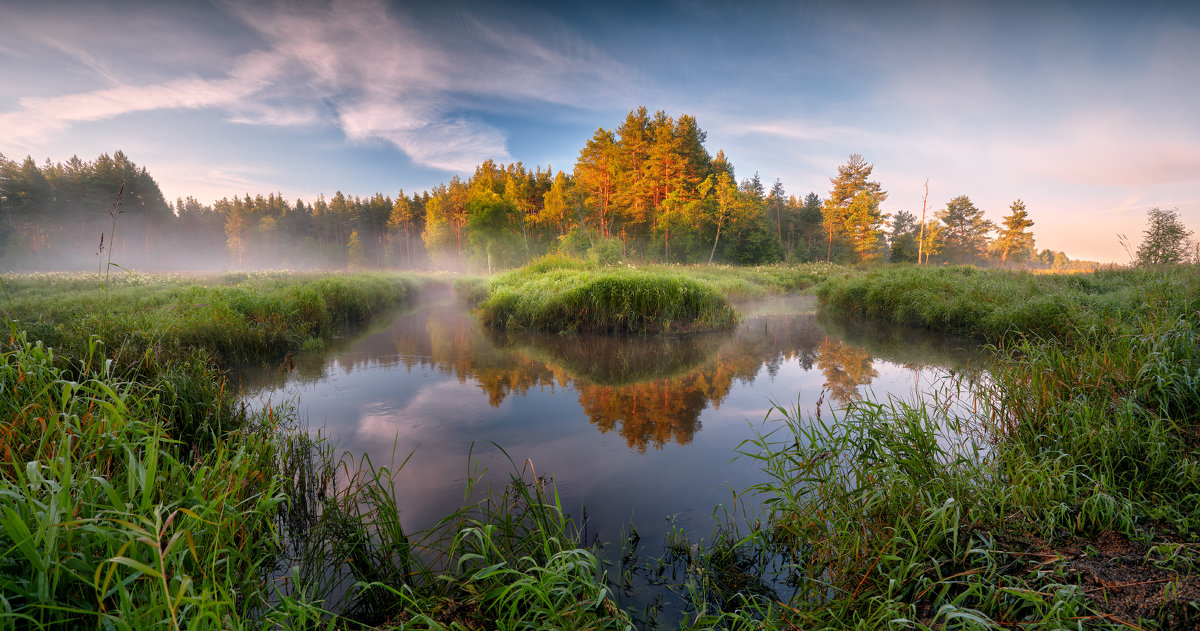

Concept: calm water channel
[[239, 287, 984, 619]]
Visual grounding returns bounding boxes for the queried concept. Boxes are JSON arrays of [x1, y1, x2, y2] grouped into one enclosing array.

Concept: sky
[[1, 0, 1198, 263]]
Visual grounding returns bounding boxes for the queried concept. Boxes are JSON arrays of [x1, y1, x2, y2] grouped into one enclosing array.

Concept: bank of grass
[[463, 256, 844, 334], [478, 263, 738, 334], [680, 264, 1200, 628], [2, 271, 424, 368], [816, 263, 1200, 343], [11, 262, 1200, 628]]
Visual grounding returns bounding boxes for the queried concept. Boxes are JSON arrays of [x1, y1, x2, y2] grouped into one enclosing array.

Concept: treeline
[[0, 151, 175, 270], [0, 108, 1089, 271]]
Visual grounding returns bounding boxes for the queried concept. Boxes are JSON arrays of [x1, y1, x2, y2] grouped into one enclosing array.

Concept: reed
[[703, 264, 1200, 628], [0, 332, 290, 630]]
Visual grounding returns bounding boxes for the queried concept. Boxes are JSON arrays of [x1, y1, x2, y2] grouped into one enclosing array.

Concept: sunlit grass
[[462, 256, 846, 334], [816, 263, 1200, 343]]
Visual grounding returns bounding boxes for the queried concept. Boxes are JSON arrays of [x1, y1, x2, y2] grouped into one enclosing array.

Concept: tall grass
[[3, 271, 424, 369], [0, 332, 292, 629], [274, 437, 632, 630], [0, 332, 630, 630], [707, 264, 1200, 628], [10, 260, 1198, 628]]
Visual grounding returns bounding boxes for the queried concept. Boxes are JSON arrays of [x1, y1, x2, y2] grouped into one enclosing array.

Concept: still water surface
[[239, 288, 983, 616]]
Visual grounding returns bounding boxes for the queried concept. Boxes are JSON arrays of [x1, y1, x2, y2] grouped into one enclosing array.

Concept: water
[[239, 287, 984, 619]]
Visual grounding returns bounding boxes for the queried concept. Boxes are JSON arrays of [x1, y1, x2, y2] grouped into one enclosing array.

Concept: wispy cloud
[[0, 0, 631, 172], [227, 0, 631, 171], [722, 118, 883, 147], [0, 50, 287, 151]]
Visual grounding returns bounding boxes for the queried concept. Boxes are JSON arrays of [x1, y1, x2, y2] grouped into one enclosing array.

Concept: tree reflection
[[501, 311, 825, 451], [816, 338, 878, 404], [240, 294, 967, 451]]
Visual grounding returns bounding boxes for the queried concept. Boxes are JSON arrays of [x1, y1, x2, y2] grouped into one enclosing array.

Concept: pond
[[238, 286, 985, 621]]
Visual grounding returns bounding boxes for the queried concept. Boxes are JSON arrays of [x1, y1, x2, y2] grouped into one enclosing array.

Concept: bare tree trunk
[[708, 217, 724, 264], [918, 178, 929, 265], [776, 206, 783, 251]]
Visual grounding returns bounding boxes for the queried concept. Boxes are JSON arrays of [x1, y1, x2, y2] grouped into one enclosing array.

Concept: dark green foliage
[[1136, 206, 1194, 266], [587, 236, 624, 266], [937, 195, 993, 265], [888, 210, 919, 263], [720, 212, 783, 265], [467, 194, 525, 270]]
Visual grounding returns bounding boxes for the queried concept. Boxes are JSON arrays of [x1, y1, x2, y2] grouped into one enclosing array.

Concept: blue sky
[[2, 0, 1197, 262]]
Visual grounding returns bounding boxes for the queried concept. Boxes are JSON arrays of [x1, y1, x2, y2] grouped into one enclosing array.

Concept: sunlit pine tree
[[991, 199, 1035, 268], [822, 154, 888, 263]]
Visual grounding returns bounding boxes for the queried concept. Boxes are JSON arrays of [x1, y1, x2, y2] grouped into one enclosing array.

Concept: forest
[[0, 107, 1089, 272]]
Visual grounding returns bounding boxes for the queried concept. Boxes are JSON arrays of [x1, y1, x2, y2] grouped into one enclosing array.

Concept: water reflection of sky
[[240, 290, 984, 616]]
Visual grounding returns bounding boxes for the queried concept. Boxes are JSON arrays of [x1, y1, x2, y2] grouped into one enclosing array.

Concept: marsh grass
[[694, 264, 1200, 628], [0, 332, 294, 630], [274, 437, 632, 630], [460, 257, 845, 335], [816, 264, 1200, 344], [0, 329, 629, 630], [9, 259, 1199, 628], [2, 271, 424, 371], [479, 267, 739, 334]]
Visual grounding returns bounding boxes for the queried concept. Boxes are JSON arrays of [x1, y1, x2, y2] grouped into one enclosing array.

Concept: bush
[[587, 237, 623, 267]]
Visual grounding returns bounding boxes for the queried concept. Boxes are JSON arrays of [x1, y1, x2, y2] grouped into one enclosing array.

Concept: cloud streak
[[0, 0, 631, 172]]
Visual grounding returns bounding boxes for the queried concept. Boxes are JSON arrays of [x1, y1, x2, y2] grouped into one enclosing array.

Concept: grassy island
[[463, 257, 845, 334]]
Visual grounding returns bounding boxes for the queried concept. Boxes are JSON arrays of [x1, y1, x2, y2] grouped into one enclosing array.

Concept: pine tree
[[822, 154, 887, 262], [574, 129, 617, 238], [992, 199, 1035, 268], [842, 192, 887, 262], [937, 195, 993, 264], [888, 210, 919, 263]]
